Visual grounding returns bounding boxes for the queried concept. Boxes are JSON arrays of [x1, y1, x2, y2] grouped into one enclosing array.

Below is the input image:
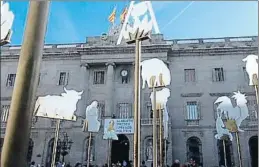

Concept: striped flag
[[120, 7, 128, 24], [108, 6, 116, 23]]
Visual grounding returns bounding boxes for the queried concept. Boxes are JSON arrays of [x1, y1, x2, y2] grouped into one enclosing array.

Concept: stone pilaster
[[105, 62, 115, 117], [79, 63, 90, 117]]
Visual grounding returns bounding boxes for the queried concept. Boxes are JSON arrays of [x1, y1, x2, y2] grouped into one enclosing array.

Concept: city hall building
[[0, 34, 258, 167]]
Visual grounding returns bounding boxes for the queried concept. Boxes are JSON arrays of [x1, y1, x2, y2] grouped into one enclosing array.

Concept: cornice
[[1, 97, 12, 101], [77, 44, 171, 55], [169, 46, 258, 57], [209, 92, 256, 96], [0, 52, 81, 61]]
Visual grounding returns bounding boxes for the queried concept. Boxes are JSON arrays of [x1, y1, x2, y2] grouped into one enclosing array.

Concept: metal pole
[[152, 87, 157, 167], [107, 140, 111, 167], [223, 140, 227, 167], [133, 38, 141, 167], [87, 132, 92, 167], [1, 1, 50, 167], [51, 119, 61, 167], [164, 139, 167, 166], [159, 107, 163, 166], [137, 40, 142, 167], [236, 132, 242, 167]]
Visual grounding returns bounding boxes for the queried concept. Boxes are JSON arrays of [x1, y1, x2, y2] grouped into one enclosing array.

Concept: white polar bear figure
[[150, 88, 170, 110], [215, 113, 233, 141], [141, 58, 171, 89], [83, 101, 101, 133], [242, 54, 258, 86]]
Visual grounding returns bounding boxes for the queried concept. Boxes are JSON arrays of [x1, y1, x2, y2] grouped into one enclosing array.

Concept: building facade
[[0, 34, 258, 167]]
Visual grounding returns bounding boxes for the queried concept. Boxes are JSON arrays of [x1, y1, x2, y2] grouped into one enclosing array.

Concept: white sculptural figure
[[141, 58, 171, 89], [117, 1, 160, 45], [103, 120, 118, 140], [214, 91, 249, 132], [214, 112, 233, 141], [150, 88, 170, 110], [1, 1, 14, 43], [146, 141, 153, 160], [242, 54, 258, 86], [34, 87, 83, 121], [83, 101, 101, 133]]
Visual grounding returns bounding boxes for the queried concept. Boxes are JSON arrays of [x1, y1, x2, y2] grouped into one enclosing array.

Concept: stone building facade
[[0, 34, 258, 167]]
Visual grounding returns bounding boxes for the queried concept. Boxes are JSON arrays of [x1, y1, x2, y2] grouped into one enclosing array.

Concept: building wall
[[0, 35, 258, 167]]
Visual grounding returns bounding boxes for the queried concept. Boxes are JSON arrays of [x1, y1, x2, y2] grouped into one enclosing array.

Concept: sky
[[7, 1, 258, 45]]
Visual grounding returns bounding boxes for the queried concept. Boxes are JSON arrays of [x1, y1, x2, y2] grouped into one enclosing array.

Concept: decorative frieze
[[209, 92, 255, 97]]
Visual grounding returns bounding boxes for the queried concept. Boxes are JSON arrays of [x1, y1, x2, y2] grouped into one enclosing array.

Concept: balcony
[[141, 118, 162, 126], [0, 122, 7, 129]]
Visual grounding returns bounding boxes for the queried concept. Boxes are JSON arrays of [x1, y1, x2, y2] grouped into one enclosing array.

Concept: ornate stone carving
[[80, 62, 90, 69], [181, 93, 203, 97]]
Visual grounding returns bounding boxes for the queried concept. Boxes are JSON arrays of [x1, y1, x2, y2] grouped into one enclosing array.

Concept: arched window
[[27, 138, 34, 163], [249, 136, 258, 167], [85, 136, 95, 162], [186, 137, 203, 166], [45, 138, 61, 167], [145, 138, 153, 161], [217, 139, 234, 167]]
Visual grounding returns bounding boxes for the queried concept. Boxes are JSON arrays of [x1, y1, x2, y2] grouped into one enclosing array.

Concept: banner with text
[[104, 119, 134, 134]]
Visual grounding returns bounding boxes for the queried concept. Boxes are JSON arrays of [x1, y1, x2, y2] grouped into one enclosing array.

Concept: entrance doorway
[[111, 134, 129, 164], [249, 136, 258, 167]]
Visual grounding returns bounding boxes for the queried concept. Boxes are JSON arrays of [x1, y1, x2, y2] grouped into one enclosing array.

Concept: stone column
[[79, 63, 90, 117], [105, 62, 115, 117]]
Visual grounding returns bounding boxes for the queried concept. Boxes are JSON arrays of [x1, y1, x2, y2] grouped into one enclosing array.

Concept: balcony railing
[[141, 118, 163, 125], [0, 122, 7, 128]]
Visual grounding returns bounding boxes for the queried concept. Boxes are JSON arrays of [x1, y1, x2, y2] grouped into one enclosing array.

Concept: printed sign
[[104, 119, 134, 134]]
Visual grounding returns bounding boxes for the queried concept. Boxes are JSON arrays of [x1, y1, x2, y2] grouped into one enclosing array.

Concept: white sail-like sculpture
[[214, 91, 249, 134], [117, 1, 160, 45], [149, 88, 170, 110], [1, 1, 14, 45], [141, 58, 171, 89], [34, 87, 83, 121], [83, 101, 101, 133], [242, 54, 258, 86]]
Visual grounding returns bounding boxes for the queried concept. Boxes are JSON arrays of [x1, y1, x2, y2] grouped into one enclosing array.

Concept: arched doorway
[[217, 139, 234, 167], [45, 138, 61, 167], [186, 137, 203, 166], [27, 138, 34, 164], [249, 136, 258, 167], [111, 134, 130, 163]]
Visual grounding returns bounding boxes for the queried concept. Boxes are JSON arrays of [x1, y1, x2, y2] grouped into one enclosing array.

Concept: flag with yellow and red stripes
[[108, 6, 116, 23]]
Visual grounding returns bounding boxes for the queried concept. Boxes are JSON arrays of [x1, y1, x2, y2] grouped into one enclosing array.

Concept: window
[[247, 96, 258, 120], [97, 102, 105, 118], [184, 69, 196, 82], [6, 74, 16, 87], [212, 68, 225, 82], [117, 103, 132, 118], [93, 71, 105, 84], [185, 101, 200, 120], [1, 105, 10, 122], [243, 67, 249, 82], [58, 72, 69, 85]]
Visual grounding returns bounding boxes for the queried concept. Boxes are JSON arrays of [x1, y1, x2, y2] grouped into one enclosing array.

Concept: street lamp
[[59, 133, 73, 163]]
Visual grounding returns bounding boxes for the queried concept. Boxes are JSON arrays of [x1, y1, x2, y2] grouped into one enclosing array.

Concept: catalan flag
[[120, 7, 128, 24], [108, 6, 116, 23]]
